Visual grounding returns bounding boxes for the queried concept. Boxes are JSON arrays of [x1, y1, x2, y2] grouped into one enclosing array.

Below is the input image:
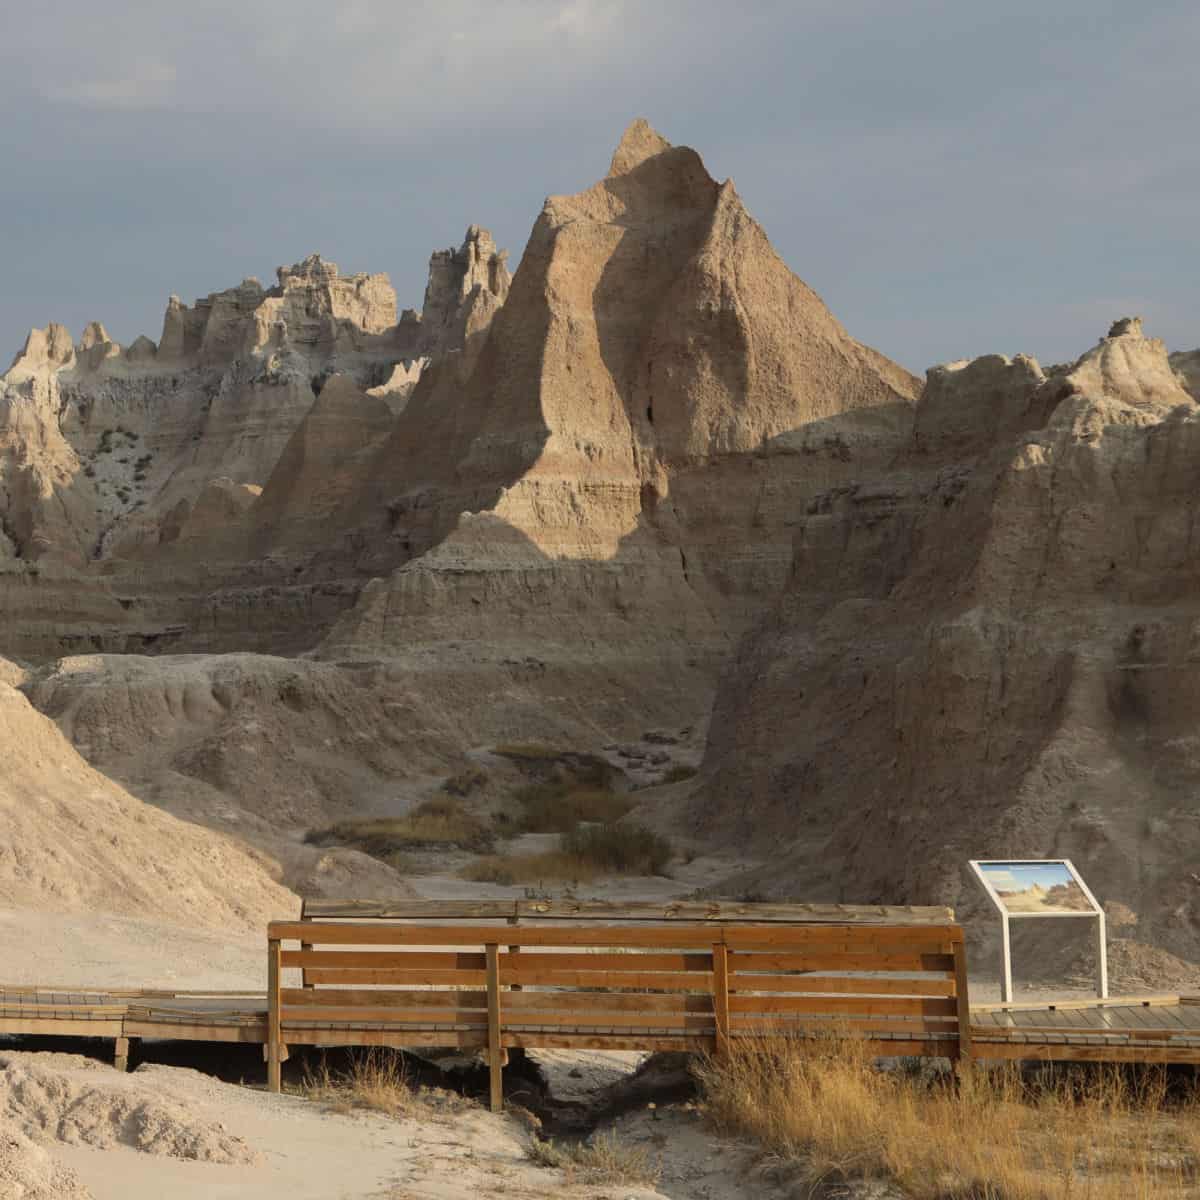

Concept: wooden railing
[[267, 917, 970, 1109]]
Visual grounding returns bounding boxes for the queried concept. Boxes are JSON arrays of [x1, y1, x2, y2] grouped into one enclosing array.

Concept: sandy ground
[[0, 907, 263, 990], [0, 1047, 784, 1200]]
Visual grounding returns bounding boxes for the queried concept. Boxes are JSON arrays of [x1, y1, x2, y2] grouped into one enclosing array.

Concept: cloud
[[45, 58, 177, 110], [0, 0, 1195, 370]]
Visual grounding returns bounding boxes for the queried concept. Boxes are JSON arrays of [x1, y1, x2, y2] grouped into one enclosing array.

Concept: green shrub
[[493, 741, 564, 760]]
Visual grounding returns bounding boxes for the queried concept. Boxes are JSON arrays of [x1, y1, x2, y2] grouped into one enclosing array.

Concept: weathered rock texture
[[0, 230, 511, 658], [687, 317, 1200, 963], [0, 120, 926, 928], [6, 120, 1199, 973], [0, 661, 296, 929], [320, 118, 919, 683]]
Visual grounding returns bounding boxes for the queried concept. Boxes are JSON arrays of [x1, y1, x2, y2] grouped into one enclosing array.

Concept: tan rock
[[0, 674, 296, 929], [687, 318, 1200, 966], [1170, 348, 1200, 401]]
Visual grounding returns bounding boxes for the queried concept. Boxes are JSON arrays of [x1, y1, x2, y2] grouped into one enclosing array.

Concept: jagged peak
[[1107, 316, 1143, 339], [608, 118, 673, 177], [7, 322, 75, 373], [277, 254, 340, 286], [78, 321, 112, 351]]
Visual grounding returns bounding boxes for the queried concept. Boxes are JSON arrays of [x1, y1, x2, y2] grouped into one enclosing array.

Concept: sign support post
[[1000, 909, 1013, 1003]]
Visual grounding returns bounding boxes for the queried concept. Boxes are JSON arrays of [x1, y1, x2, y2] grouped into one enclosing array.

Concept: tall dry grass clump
[[696, 1034, 1200, 1199], [297, 1049, 465, 1119]]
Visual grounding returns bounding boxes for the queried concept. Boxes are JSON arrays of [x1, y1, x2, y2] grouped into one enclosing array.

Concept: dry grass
[[696, 1033, 1200, 1199], [661, 763, 698, 783], [492, 741, 564, 760], [459, 849, 602, 886], [460, 822, 672, 885], [526, 1131, 661, 1187], [561, 822, 672, 874], [304, 796, 494, 858], [296, 1049, 465, 1120], [441, 766, 488, 797], [495, 782, 634, 834]]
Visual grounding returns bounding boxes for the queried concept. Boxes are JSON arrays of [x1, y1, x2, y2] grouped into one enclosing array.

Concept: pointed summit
[[608, 118, 673, 177]]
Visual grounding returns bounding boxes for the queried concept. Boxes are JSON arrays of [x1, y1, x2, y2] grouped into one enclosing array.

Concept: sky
[[0, 0, 1196, 374]]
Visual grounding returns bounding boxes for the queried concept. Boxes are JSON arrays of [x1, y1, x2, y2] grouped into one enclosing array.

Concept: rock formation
[[0, 120, 927, 922], [687, 316, 1200, 963], [0, 228, 512, 656], [321, 117, 919, 677], [0, 661, 295, 930], [4, 118, 1200, 976]]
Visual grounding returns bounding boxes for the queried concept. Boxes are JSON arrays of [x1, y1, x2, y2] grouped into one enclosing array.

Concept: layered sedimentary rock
[[0, 121, 924, 896], [11, 118, 1200, 973], [321, 119, 919, 680], [0, 231, 511, 656], [688, 318, 1200, 961]]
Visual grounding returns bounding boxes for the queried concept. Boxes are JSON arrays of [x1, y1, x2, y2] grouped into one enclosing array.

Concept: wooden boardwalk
[[4, 902, 1200, 1103], [970, 996, 1200, 1064]]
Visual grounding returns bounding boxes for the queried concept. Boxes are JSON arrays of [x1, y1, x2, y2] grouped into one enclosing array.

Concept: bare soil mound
[[0, 1052, 259, 1165], [0, 1127, 93, 1200], [0, 677, 296, 931]]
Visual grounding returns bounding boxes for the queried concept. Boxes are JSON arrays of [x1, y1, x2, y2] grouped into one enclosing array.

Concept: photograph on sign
[[975, 861, 1092, 915]]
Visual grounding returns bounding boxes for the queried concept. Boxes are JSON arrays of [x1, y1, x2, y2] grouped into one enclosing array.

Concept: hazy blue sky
[[1, 0, 1196, 373]]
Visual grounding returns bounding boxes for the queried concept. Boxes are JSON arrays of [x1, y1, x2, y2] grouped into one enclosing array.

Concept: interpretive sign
[[969, 859, 1106, 1002]]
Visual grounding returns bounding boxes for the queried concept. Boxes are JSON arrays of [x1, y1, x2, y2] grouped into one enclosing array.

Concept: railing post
[[267, 936, 282, 1093], [300, 901, 313, 989], [712, 942, 730, 1060], [486, 942, 503, 1112], [953, 936, 972, 1065], [507, 914, 521, 993]]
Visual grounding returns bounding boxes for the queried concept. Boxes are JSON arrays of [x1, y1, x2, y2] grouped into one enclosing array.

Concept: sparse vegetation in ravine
[[461, 821, 672, 885], [661, 763, 698, 783], [440, 765, 488, 797], [526, 1131, 661, 1187], [295, 1049, 466, 1120], [494, 781, 634, 834], [305, 795, 495, 863]]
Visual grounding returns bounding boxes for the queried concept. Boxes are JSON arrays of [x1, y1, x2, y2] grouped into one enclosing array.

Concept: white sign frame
[[969, 859, 1107, 1003]]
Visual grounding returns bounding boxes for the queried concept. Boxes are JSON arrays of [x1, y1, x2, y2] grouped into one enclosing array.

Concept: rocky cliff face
[[0, 229, 511, 657], [687, 317, 1200, 964], [320, 119, 919, 678], [7, 119, 1199, 971], [0, 120, 925, 906]]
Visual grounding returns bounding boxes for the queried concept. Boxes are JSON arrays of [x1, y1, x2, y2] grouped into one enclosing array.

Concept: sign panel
[[973, 860, 1095, 916], [968, 858, 1107, 1001]]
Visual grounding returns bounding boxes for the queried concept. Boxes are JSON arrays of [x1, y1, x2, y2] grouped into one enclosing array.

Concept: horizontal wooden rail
[[270, 921, 962, 949]]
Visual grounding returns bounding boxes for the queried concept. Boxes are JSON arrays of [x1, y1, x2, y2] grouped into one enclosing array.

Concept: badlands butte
[[3, 118, 1200, 977]]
